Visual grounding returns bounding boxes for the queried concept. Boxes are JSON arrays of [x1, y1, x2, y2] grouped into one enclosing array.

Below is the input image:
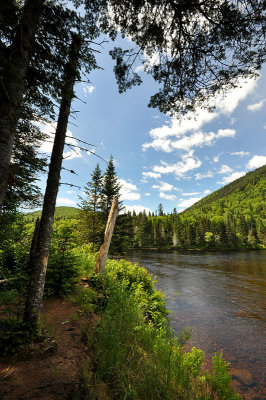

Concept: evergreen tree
[[79, 163, 104, 251], [100, 156, 121, 215], [157, 203, 164, 216]]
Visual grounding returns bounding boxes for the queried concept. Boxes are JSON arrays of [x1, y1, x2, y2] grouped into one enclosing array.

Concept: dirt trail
[[0, 298, 94, 400]]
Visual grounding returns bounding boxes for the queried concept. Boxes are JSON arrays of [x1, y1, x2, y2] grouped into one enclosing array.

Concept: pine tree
[[79, 163, 104, 251], [100, 156, 121, 215]]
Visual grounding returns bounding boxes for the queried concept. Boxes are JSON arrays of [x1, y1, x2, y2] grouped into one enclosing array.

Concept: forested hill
[[23, 166, 266, 250], [184, 164, 266, 217], [131, 165, 266, 249], [25, 206, 79, 222]]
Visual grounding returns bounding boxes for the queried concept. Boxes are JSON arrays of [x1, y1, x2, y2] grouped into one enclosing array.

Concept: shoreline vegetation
[[0, 252, 241, 399], [1, 166, 265, 398]]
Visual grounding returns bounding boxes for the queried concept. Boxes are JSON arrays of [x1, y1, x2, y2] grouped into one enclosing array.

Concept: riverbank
[[126, 249, 266, 400], [0, 256, 240, 400]]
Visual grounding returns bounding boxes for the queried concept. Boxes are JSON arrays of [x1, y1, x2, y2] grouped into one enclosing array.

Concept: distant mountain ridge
[[25, 206, 79, 221], [183, 164, 266, 219]]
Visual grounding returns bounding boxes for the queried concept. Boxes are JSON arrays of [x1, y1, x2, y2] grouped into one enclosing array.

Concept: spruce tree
[[100, 156, 121, 215], [79, 163, 104, 251]]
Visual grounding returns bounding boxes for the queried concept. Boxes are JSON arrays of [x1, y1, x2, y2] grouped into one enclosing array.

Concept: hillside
[[183, 164, 266, 221], [25, 206, 80, 222], [131, 165, 266, 249], [183, 165, 266, 218]]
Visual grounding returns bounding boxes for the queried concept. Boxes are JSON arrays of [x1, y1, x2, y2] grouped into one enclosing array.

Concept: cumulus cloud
[[152, 152, 201, 177], [182, 192, 201, 196], [159, 193, 177, 201], [123, 205, 153, 214], [83, 84, 95, 95], [147, 109, 217, 140], [219, 171, 246, 185], [144, 193, 151, 196], [195, 171, 213, 180], [231, 151, 250, 156], [56, 198, 76, 206], [143, 129, 236, 153], [142, 76, 257, 154], [38, 121, 81, 160], [203, 189, 211, 195], [119, 179, 140, 201], [213, 156, 219, 163], [178, 197, 202, 209], [215, 77, 257, 114], [143, 128, 236, 153], [152, 181, 174, 192], [218, 164, 233, 174], [246, 155, 266, 170], [142, 171, 161, 179], [247, 100, 264, 112]]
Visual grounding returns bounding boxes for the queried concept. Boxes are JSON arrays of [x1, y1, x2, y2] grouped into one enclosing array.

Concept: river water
[[126, 250, 266, 400]]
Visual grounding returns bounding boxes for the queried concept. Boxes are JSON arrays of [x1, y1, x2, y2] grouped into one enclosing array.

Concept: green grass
[[78, 258, 241, 400]]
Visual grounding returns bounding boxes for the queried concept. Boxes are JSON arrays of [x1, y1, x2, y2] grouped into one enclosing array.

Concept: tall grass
[[90, 259, 240, 400]]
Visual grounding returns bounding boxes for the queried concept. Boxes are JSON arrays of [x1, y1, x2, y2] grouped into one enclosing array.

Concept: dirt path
[[0, 298, 95, 400]]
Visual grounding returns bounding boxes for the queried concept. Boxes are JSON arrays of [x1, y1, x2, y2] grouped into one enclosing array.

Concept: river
[[126, 249, 266, 400]]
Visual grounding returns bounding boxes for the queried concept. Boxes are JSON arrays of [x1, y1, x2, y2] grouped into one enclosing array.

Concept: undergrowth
[[84, 258, 241, 400]]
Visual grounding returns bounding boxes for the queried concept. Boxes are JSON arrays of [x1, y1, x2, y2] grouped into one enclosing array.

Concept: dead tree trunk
[[95, 196, 118, 276], [0, 0, 43, 212], [23, 34, 81, 332]]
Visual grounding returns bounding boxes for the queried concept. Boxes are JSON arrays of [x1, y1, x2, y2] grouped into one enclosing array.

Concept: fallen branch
[[0, 277, 19, 284]]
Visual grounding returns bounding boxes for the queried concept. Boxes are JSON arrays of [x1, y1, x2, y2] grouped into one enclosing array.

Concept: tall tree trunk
[[23, 34, 81, 332], [0, 0, 43, 212], [95, 196, 118, 276]]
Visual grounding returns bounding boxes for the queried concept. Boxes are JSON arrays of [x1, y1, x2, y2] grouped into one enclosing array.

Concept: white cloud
[[142, 76, 256, 154], [147, 109, 217, 140], [203, 189, 211, 195], [119, 179, 140, 201], [195, 171, 213, 180], [160, 193, 177, 201], [230, 151, 250, 156], [56, 197, 76, 206], [38, 121, 81, 160], [178, 197, 202, 209], [66, 190, 75, 194], [215, 77, 257, 114], [218, 164, 233, 174], [135, 64, 145, 73], [217, 129, 236, 138], [144, 193, 151, 196], [153, 152, 201, 177], [143, 128, 236, 153], [213, 156, 219, 163], [247, 100, 264, 112], [123, 205, 153, 214], [142, 171, 161, 179], [182, 192, 201, 196], [219, 171, 246, 185], [152, 181, 174, 192], [83, 84, 95, 95], [86, 149, 96, 156], [247, 155, 266, 170]]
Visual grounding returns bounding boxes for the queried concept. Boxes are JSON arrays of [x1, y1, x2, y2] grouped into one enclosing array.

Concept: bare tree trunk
[[0, 0, 43, 212], [23, 34, 81, 332], [95, 197, 118, 276]]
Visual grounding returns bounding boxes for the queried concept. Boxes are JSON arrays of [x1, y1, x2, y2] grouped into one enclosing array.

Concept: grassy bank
[[0, 245, 240, 399], [76, 255, 240, 400]]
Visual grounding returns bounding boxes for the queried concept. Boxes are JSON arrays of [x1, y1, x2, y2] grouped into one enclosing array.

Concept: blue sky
[[37, 36, 266, 215]]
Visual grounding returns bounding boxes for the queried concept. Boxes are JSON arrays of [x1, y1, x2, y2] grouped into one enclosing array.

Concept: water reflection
[[126, 250, 266, 400]]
